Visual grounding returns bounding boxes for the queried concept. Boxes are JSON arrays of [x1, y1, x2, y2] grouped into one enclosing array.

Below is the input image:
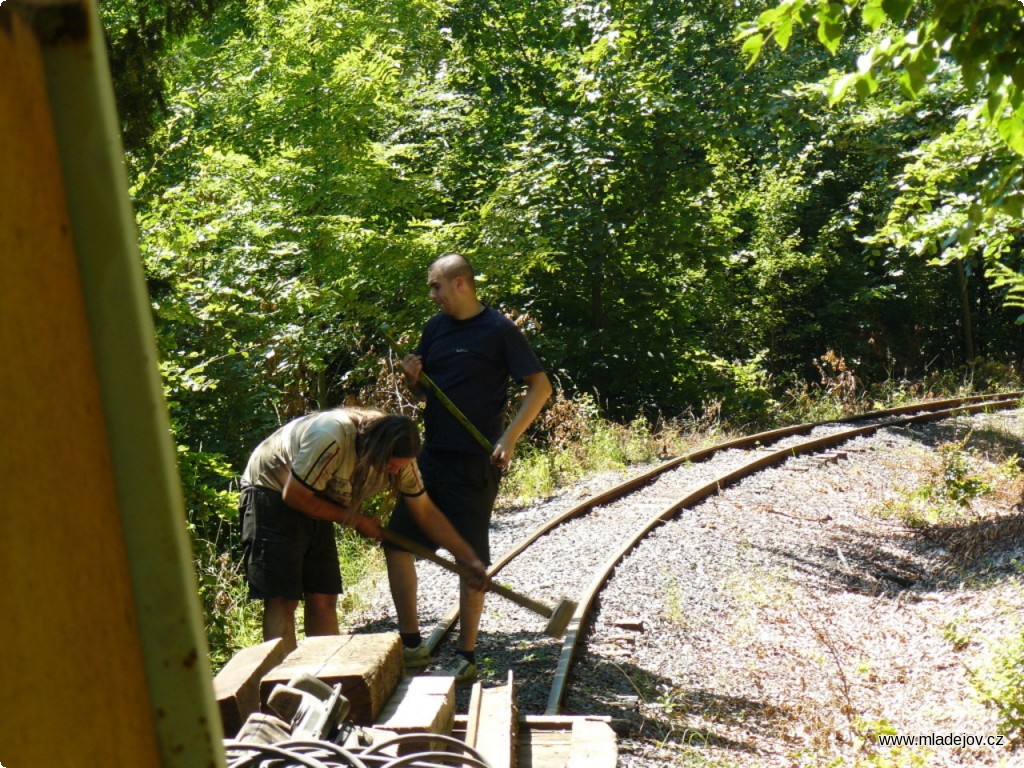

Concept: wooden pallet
[[456, 670, 617, 767]]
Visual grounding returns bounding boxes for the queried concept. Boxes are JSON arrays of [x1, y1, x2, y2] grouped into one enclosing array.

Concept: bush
[[500, 391, 673, 504], [971, 618, 1024, 745], [703, 353, 780, 426]]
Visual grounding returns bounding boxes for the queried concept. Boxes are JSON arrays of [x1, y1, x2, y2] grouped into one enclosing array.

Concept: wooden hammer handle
[[380, 528, 554, 619], [380, 328, 494, 454]]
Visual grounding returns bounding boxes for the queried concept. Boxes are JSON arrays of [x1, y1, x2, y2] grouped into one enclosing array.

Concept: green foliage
[[739, 0, 1024, 138], [882, 436, 1016, 527], [177, 447, 254, 668], [781, 350, 864, 421], [501, 392, 673, 502], [129, 0, 464, 486], [845, 717, 934, 767], [120, 0, 1024, 497], [970, 617, 1024, 745], [99, 0, 243, 150], [663, 575, 686, 627], [193, 536, 262, 671], [736, 0, 1024, 341], [454, 0, 733, 415], [702, 353, 780, 424], [104, 0, 1024, 672], [177, 444, 239, 533], [899, 450, 986, 526], [921, 436, 994, 508], [941, 615, 976, 652], [336, 528, 386, 615]]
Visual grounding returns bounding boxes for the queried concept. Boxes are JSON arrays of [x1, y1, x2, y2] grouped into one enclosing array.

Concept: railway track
[[413, 392, 1023, 716], [222, 391, 1024, 766]]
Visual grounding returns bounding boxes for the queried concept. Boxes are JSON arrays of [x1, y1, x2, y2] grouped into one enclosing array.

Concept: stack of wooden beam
[[214, 633, 617, 766]]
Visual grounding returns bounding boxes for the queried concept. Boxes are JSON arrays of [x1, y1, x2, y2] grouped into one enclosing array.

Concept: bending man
[[240, 407, 488, 650]]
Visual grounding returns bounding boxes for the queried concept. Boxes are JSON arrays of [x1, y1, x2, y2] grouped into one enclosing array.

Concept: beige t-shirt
[[241, 409, 423, 507]]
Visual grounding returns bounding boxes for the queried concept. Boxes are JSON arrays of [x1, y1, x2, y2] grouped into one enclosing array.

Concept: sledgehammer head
[[545, 597, 577, 639]]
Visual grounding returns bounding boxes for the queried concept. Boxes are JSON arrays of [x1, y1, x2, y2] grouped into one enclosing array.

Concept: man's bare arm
[[282, 473, 382, 540], [492, 371, 552, 467], [400, 353, 428, 401], [403, 492, 490, 590]]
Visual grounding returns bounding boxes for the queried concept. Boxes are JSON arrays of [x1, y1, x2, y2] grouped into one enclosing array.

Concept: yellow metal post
[[0, 1, 225, 765]]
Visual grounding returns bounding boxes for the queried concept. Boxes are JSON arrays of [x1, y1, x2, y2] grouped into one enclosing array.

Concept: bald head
[[427, 253, 483, 319], [430, 253, 476, 290]]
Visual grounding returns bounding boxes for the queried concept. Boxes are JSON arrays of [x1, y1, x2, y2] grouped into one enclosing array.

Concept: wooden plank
[[213, 638, 288, 737], [520, 715, 613, 728], [567, 719, 617, 768], [464, 671, 517, 768], [458, 714, 613, 731], [517, 716, 617, 768], [259, 634, 403, 724], [464, 681, 483, 748], [518, 727, 571, 768], [374, 675, 456, 754]]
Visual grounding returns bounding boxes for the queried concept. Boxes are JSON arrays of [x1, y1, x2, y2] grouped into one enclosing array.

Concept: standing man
[[385, 253, 552, 682], [240, 408, 488, 651]]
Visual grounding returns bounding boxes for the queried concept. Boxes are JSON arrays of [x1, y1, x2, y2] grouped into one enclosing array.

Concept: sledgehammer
[[381, 528, 577, 639]]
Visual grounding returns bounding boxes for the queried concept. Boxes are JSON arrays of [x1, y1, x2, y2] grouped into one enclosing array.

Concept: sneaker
[[402, 642, 431, 668], [441, 656, 477, 683]]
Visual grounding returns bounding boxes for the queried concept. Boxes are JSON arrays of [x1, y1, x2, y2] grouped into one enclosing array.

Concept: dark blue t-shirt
[[416, 306, 544, 455]]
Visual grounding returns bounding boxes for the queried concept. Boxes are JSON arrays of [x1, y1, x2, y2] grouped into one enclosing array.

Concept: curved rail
[[543, 395, 1023, 713], [424, 392, 1023, 653]]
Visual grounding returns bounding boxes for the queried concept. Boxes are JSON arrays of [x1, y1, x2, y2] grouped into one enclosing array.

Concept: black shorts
[[240, 484, 342, 600], [385, 448, 499, 564]]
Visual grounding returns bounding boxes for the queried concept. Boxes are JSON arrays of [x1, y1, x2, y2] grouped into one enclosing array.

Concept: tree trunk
[[955, 260, 976, 362]]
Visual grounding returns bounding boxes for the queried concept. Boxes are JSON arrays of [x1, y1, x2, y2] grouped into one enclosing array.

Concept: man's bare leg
[[385, 548, 421, 634], [263, 597, 299, 652], [458, 578, 485, 653], [304, 592, 340, 636]]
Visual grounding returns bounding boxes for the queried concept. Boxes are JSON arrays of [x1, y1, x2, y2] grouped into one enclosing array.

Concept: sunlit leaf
[[861, 0, 887, 30], [830, 71, 859, 104], [741, 31, 766, 65], [816, 2, 844, 54], [880, 0, 912, 24]]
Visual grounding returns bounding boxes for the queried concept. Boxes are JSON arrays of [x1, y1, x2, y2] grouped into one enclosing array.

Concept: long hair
[[349, 410, 421, 510]]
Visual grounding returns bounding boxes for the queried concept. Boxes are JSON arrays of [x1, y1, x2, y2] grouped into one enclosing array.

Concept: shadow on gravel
[[741, 414, 1024, 598], [561, 656, 786, 754], [343, 621, 591, 714], [760, 535, 932, 596], [758, 516, 1024, 600], [894, 417, 1024, 460], [342, 618, 781, 754], [346, 616, 396, 635], [755, 439, 1024, 599]]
